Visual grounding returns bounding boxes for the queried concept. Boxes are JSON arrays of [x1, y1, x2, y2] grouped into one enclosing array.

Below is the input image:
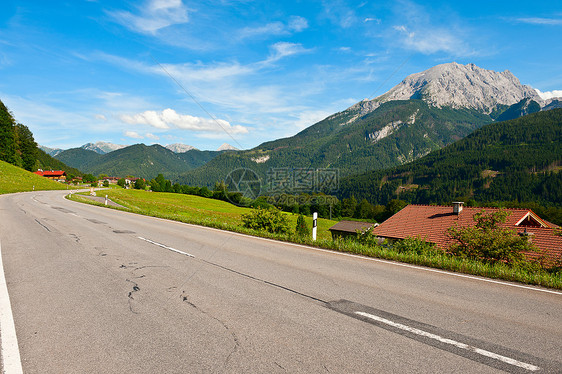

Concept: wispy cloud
[[120, 108, 249, 134], [264, 42, 311, 64], [107, 0, 189, 35], [389, 1, 474, 56], [321, 0, 359, 28], [238, 16, 308, 40], [393, 24, 466, 55], [515, 17, 562, 26], [124, 131, 144, 139]]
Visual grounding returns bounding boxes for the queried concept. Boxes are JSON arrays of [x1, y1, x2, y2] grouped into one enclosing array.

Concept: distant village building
[[372, 203, 562, 265], [34, 169, 67, 182]]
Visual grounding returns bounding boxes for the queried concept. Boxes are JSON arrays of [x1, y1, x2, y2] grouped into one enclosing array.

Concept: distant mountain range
[[177, 62, 561, 187], [41, 62, 561, 185], [41, 141, 238, 178], [40, 141, 237, 156], [53, 144, 227, 179]]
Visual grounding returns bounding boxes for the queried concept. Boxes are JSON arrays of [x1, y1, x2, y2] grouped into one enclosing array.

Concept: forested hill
[[178, 99, 493, 186], [338, 109, 562, 208], [55, 143, 223, 180], [0, 99, 79, 176]]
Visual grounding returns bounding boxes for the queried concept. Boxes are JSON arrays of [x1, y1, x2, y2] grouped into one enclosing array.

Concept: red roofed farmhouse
[[372, 203, 562, 266], [34, 169, 67, 182]]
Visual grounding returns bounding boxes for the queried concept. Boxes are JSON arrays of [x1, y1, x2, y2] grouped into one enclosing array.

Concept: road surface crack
[[180, 291, 240, 370], [34, 218, 51, 232], [126, 279, 141, 314]]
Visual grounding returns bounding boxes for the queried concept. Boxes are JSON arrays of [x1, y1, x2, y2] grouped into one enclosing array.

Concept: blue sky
[[1, 0, 561, 151]]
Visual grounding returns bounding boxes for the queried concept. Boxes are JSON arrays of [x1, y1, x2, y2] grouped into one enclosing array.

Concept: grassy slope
[[0, 160, 68, 194], [78, 189, 337, 241]]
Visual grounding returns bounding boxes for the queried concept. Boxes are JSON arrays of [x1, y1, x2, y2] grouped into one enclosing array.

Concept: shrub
[[446, 209, 537, 265], [393, 237, 436, 255], [241, 207, 289, 234], [354, 226, 380, 246], [295, 214, 310, 238]]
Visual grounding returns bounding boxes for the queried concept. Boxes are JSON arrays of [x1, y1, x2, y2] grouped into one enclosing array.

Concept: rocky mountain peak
[[82, 141, 126, 154], [351, 62, 542, 116], [165, 143, 198, 153], [217, 143, 239, 151]]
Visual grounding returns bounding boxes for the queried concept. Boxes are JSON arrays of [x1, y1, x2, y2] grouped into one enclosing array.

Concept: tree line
[[0, 100, 38, 171]]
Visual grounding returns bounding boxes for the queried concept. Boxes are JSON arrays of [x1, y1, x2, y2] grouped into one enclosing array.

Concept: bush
[[446, 209, 537, 265], [134, 178, 146, 190], [295, 214, 310, 238], [354, 226, 380, 246], [392, 237, 436, 255], [241, 207, 289, 234]]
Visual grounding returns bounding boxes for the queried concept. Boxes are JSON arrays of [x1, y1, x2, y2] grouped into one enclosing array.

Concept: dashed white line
[[355, 311, 540, 372], [0, 240, 24, 374], [137, 237, 195, 258]]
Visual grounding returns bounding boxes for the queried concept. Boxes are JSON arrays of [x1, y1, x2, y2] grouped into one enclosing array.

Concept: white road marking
[[0, 240, 24, 374], [137, 237, 194, 258], [355, 311, 540, 372]]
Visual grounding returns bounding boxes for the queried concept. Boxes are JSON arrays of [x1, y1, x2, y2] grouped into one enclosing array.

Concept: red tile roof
[[372, 204, 562, 265], [34, 170, 66, 177]]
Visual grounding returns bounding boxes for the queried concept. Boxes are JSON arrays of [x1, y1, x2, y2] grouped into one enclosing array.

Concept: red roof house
[[34, 169, 67, 182], [372, 203, 562, 266]]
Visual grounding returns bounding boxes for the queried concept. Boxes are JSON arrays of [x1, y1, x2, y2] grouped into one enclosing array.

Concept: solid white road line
[[137, 237, 195, 258], [0, 240, 24, 374], [355, 311, 540, 372]]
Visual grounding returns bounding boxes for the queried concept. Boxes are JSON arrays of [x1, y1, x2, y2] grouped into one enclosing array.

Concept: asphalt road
[[0, 190, 560, 373]]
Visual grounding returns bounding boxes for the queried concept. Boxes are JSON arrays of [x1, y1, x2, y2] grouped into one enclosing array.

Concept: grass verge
[[68, 189, 562, 290]]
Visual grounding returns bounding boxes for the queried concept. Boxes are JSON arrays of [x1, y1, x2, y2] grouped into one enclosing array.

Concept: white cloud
[[158, 61, 254, 82], [124, 131, 144, 139], [389, 2, 473, 56], [515, 17, 562, 26], [237, 16, 308, 40], [94, 114, 107, 121], [292, 110, 332, 131], [265, 42, 310, 63], [120, 108, 248, 134], [534, 89, 562, 100], [288, 16, 309, 32], [321, 1, 358, 28], [107, 0, 189, 35], [364, 17, 381, 24], [394, 24, 462, 54], [146, 132, 160, 140]]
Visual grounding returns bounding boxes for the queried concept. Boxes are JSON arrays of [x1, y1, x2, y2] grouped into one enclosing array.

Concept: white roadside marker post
[[312, 212, 318, 241], [105, 195, 108, 206]]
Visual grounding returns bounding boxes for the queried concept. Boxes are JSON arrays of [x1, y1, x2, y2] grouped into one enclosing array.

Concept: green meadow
[[0, 160, 68, 194], [72, 188, 337, 241]]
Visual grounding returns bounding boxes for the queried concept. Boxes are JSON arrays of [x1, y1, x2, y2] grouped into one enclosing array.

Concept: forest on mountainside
[[338, 109, 562, 223]]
